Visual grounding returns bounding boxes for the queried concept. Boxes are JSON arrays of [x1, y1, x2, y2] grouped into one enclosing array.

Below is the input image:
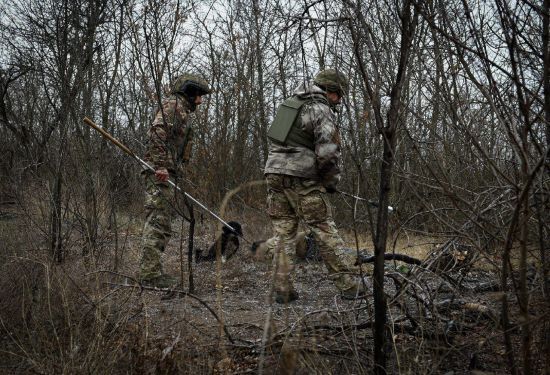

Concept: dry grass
[[0, 204, 547, 374]]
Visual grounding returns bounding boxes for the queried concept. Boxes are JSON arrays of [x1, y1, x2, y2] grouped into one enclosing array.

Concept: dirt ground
[[1, 214, 548, 374], [83, 218, 547, 374]]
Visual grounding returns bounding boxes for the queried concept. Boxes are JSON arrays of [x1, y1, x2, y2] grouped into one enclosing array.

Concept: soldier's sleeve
[[146, 99, 174, 169], [180, 125, 194, 163], [308, 102, 342, 190]]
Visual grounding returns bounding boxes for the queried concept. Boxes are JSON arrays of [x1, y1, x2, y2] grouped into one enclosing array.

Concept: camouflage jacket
[[144, 94, 194, 175], [264, 82, 341, 190]]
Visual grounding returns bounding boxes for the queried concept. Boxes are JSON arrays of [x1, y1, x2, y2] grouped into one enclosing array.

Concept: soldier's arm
[[308, 103, 342, 191], [146, 99, 175, 176]]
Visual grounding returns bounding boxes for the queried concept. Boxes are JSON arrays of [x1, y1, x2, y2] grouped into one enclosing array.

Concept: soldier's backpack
[[267, 96, 327, 150]]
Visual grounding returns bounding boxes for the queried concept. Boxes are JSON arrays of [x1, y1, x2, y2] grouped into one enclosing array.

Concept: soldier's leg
[[296, 188, 359, 292], [251, 236, 277, 262], [270, 217, 299, 291], [139, 179, 173, 281], [261, 235, 279, 262], [264, 232, 308, 262], [266, 175, 299, 301]]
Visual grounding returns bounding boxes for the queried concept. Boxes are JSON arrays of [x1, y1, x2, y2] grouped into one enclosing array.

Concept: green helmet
[[314, 69, 349, 96], [171, 73, 212, 96]]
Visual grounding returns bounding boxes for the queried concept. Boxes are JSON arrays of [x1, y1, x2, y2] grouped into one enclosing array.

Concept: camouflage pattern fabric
[[265, 174, 360, 294], [313, 69, 349, 96], [140, 94, 194, 281], [140, 177, 174, 280], [171, 73, 212, 95], [144, 94, 194, 174], [254, 231, 318, 261], [264, 82, 341, 192]]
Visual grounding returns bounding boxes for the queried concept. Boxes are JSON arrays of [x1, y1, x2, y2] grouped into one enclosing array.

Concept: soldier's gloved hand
[[155, 167, 169, 182], [325, 185, 337, 194]]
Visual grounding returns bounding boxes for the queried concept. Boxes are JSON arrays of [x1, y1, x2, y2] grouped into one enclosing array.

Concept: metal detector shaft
[[83, 117, 239, 234]]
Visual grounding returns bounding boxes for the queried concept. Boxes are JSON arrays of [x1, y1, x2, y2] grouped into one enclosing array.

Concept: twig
[[102, 282, 234, 344]]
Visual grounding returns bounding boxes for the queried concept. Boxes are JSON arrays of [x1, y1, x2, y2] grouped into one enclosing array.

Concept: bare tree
[[340, 1, 420, 372]]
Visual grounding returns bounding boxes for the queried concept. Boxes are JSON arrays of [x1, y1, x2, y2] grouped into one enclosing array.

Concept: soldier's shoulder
[[301, 99, 332, 117], [160, 96, 178, 107], [161, 95, 191, 112], [302, 96, 328, 107]]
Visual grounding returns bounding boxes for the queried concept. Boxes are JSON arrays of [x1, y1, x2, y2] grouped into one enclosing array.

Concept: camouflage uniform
[[139, 74, 210, 285], [139, 95, 193, 282], [264, 73, 362, 300], [253, 231, 314, 262]]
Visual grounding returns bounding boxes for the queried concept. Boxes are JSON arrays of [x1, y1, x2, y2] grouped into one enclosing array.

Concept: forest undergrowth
[[0, 206, 547, 374]]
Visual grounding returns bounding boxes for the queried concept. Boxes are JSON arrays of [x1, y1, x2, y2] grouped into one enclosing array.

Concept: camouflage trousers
[[265, 174, 359, 294], [139, 176, 175, 280]]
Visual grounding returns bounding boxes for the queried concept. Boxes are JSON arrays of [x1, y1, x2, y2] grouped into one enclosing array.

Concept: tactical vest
[[267, 96, 328, 150]]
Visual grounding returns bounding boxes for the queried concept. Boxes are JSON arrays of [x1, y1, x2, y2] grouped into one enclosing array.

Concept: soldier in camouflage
[[139, 73, 212, 288], [264, 69, 366, 303]]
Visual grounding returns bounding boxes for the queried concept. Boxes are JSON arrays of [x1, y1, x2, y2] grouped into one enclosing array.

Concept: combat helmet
[[171, 73, 212, 97], [314, 69, 349, 97]]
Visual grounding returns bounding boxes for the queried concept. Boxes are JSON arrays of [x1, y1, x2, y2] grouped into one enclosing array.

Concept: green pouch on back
[[267, 97, 305, 144]]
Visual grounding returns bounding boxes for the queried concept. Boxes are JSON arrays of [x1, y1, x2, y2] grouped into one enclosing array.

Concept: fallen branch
[[355, 253, 422, 265]]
